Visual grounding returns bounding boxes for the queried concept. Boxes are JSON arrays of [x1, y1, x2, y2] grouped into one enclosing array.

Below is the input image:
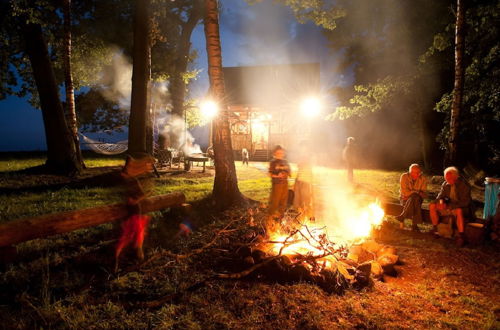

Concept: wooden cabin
[[223, 63, 320, 161]]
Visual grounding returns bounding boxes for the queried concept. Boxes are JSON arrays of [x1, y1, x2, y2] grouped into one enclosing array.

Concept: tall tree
[[22, 21, 81, 174], [62, 0, 85, 168], [204, 0, 242, 208], [128, 0, 151, 155], [445, 0, 466, 166], [169, 0, 204, 118]]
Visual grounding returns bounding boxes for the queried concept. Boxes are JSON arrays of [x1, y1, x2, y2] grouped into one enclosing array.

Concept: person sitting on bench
[[429, 166, 472, 246], [396, 163, 427, 231]]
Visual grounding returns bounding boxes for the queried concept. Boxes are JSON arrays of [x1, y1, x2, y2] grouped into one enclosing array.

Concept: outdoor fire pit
[[217, 201, 400, 294]]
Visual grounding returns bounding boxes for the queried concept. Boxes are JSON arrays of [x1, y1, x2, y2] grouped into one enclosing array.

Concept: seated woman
[[429, 166, 473, 247], [396, 163, 427, 231]]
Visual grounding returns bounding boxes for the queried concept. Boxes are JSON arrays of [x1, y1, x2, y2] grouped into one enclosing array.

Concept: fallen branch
[[125, 216, 245, 273]]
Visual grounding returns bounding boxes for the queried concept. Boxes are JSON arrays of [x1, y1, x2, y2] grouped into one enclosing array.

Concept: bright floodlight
[[300, 97, 321, 118], [200, 100, 218, 119]]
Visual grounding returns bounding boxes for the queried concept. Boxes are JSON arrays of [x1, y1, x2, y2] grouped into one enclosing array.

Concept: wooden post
[[0, 192, 185, 248]]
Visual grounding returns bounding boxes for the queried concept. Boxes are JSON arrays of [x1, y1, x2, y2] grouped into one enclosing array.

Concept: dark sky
[[0, 0, 347, 151]]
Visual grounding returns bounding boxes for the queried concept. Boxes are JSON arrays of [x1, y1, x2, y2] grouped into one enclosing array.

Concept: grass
[[0, 154, 498, 329]]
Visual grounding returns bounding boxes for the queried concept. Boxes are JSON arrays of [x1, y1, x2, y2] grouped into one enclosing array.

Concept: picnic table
[[185, 153, 210, 173]]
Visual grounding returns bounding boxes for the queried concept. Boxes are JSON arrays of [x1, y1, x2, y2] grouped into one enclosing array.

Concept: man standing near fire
[[267, 145, 291, 229], [342, 136, 357, 183], [396, 163, 427, 231], [293, 142, 314, 220]]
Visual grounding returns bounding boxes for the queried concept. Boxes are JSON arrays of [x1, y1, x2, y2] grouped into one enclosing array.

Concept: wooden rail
[[0, 192, 186, 248]]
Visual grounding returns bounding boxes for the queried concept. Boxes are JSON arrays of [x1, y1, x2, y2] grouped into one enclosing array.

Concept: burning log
[[217, 201, 400, 293], [0, 192, 186, 248]]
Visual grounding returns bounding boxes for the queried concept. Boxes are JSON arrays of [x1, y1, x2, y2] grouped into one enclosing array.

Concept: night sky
[[0, 0, 348, 152]]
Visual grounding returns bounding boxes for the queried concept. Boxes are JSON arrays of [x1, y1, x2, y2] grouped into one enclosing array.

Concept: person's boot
[[455, 232, 466, 247]]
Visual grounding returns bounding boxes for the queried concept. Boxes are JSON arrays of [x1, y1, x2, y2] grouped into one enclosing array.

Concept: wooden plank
[[0, 192, 185, 248]]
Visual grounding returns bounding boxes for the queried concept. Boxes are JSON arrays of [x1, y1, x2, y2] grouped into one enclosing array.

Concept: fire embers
[[230, 232, 399, 294]]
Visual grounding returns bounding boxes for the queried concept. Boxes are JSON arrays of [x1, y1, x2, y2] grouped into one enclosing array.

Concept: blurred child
[[268, 145, 291, 224], [242, 148, 249, 166], [115, 153, 155, 272]]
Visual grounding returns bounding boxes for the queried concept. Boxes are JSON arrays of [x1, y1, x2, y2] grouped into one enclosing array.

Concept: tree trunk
[[22, 22, 81, 175], [63, 0, 85, 168], [128, 0, 151, 155], [0, 192, 185, 248], [204, 0, 242, 209], [445, 0, 466, 167], [170, 4, 203, 117], [146, 51, 153, 155]]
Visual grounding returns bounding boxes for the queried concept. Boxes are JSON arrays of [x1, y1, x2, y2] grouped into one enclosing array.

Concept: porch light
[[200, 100, 218, 120], [300, 97, 321, 118]]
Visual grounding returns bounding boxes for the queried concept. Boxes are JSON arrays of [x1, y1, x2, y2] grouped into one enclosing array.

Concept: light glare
[[300, 98, 321, 117], [200, 100, 218, 120]]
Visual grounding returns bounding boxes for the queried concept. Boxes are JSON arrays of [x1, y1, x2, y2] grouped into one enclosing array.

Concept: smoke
[[157, 114, 202, 155], [99, 49, 133, 109]]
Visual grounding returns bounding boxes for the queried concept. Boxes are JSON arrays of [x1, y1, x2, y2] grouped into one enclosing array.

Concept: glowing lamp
[[300, 97, 321, 118], [200, 100, 218, 120]]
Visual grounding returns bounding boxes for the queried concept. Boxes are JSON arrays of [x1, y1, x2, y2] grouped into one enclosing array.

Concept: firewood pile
[[216, 209, 399, 294]]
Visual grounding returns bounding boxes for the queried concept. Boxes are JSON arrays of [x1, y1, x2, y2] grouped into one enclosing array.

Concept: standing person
[[267, 145, 291, 227], [115, 153, 155, 272], [396, 163, 427, 231], [241, 148, 249, 166], [342, 137, 356, 183], [429, 166, 473, 247], [293, 142, 314, 220]]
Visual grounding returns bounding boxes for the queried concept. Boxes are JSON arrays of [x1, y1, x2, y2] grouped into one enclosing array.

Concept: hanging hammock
[[79, 132, 128, 155]]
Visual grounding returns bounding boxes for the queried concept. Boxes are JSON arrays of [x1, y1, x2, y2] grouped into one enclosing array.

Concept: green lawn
[[0, 156, 406, 223]]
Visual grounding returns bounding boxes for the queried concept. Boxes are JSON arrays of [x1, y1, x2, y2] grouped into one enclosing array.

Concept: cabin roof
[[222, 63, 320, 109]]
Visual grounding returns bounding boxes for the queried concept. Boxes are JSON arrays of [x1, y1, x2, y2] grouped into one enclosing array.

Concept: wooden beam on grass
[[0, 192, 186, 248]]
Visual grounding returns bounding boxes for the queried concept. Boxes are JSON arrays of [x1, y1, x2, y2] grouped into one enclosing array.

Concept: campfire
[[224, 199, 400, 294]]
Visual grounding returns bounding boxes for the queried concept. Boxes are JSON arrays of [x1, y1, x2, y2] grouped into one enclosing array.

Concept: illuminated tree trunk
[[63, 0, 85, 168], [128, 0, 151, 155], [204, 0, 242, 208], [445, 0, 465, 166], [170, 3, 203, 117], [22, 22, 81, 175]]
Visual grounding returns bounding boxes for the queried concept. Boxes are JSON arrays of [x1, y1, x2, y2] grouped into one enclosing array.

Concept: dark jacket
[[269, 158, 291, 184], [436, 176, 472, 210]]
